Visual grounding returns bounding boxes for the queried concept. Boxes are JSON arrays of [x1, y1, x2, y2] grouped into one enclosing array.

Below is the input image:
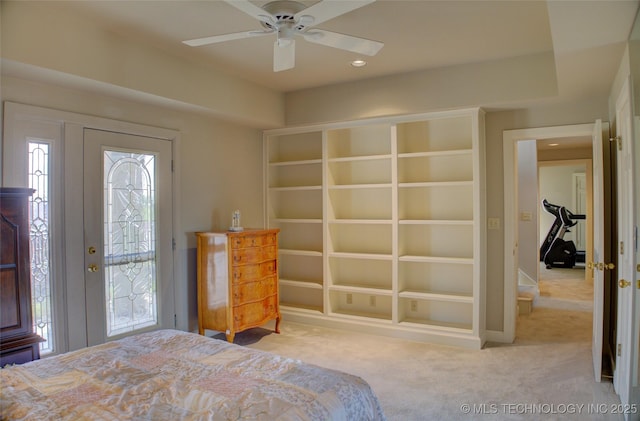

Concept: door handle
[[603, 262, 615, 270], [87, 264, 99, 273], [618, 279, 631, 288]]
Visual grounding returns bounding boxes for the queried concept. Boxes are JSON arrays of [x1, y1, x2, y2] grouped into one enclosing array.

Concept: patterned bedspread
[[0, 329, 385, 420]]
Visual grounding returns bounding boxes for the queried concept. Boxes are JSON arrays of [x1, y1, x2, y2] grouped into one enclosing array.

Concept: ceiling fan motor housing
[[260, 1, 311, 34]]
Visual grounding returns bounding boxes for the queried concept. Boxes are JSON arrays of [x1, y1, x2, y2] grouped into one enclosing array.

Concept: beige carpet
[[209, 265, 617, 420], [534, 264, 594, 312], [212, 302, 621, 420]]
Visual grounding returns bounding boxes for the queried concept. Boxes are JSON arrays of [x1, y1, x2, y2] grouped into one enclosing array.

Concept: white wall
[[517, 140, 538, 282], [539, 164, 587, 249]]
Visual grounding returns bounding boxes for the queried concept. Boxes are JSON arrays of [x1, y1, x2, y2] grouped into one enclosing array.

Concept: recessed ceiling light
[[548, 143, 559, 147], [351, 59, 367, 67]]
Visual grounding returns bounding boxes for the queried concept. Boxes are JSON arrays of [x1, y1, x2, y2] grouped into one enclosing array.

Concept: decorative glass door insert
[[28, 141, 54, 353], [103, 150, 158, 337]]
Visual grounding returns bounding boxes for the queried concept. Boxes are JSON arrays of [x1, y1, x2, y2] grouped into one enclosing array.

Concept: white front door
[[613, 76, 639, 416], [82, 129, 174, 346], [592, 120, 606, 382]]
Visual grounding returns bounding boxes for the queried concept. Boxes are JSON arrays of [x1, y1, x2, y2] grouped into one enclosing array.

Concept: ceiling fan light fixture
[[351, 59, 367, 67]]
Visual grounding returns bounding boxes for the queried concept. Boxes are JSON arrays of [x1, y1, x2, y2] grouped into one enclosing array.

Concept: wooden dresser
[[1, 188, 44, 366], [196, 229, 280, 342]]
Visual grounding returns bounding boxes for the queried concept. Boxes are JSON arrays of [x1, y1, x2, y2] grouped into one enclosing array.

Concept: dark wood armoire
[[1, 187, 44, 366]]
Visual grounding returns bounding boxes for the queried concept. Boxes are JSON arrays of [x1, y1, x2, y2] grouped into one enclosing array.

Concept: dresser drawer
[[231, 246, 276, 265], [231, 261, 276, 282], [230, 233, 277, 249], [232, 276, 277, 305], [233, 295, 278, 329]]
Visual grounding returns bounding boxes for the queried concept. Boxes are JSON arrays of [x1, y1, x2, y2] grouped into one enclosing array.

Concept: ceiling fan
[[182, 0, 384, 72]]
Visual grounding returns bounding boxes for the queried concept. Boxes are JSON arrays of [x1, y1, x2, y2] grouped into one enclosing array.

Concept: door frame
[[613, 75, 639, 409], [2, 102, 182, 353], [502, 123, 600, 343]]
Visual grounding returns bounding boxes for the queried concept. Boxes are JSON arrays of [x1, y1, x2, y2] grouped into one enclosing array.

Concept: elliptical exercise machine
[[539, 199, 586, 269]]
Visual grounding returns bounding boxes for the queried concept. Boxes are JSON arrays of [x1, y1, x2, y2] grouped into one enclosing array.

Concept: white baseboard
[[484, 329, 511, 344]]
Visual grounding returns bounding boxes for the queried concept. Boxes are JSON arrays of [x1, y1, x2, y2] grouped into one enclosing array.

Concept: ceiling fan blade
[[296, 0, 375, 26], [183, 30, 272, 47], [303, 29, 383, 56], [274, 39, 295, 72], [224, 0, 273, 23]]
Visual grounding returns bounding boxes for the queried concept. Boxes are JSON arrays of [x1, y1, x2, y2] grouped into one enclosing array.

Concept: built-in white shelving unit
[[264, 108, 486, 348], [266, 131, 324, 314]]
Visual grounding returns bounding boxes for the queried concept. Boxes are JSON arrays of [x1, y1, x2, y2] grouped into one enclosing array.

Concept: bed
[[0, 329, 385, 420]]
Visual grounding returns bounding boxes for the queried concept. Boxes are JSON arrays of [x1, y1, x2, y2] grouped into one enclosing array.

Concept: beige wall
[[1, 75, 265, 332], [0, 1, 285, 129], [285, 81, 609, 332], [1, 0, 619, 336]]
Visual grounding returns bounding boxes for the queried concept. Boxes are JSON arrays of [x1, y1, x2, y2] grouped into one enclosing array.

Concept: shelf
[[398, 181, 473, 188], [399, 220, 473, 225], [330, 219, 392, 225], [330, 309, 394, 322], [397, 149, 472, 158], [399, 318, 472, 332], [328, 183, 393, 190], [279, 249, 322, 257], [269, 158, 323, 166], [328, 154, 393, 163], [271, 218, 322, 224], [269, 185, 322, 192], [330, 285, 392, 296], [398, 290, 473, 304], [329, 252, 393, 260], [399, 255, 474, 264], [280, 279, 323, 290]]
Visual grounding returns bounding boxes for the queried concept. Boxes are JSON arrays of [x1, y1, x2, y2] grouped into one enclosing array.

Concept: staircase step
[[517, 295, 533, 315]]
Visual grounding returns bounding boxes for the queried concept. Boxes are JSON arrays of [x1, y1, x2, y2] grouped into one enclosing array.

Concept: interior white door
[[592, 120, 605, 382], [613, 77, 639, 415], [83, 128, 174, 346]]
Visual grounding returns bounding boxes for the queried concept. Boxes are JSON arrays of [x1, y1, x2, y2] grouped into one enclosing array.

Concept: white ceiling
[[63, 0, 639, 97]]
